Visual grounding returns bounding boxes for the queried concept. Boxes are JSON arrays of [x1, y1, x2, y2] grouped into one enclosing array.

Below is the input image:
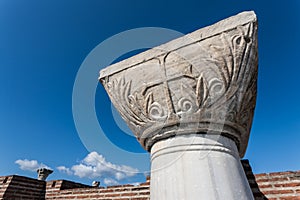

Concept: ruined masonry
[[2, 160, 300, 199]]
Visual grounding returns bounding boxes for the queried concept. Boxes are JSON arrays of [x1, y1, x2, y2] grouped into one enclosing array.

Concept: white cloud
[[72, 164, 94, 178], [115, 171, 125, 180], [104, 178, 119, 186], [57, 166, 72, 175], [15, 159, 51, 172], [59, 152, 139, 182]]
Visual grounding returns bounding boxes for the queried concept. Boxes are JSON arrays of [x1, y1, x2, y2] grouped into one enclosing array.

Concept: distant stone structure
[[100, 11, 258, 199], [92, 181, 100, 187], [37, 168, 53, 181], [1, 161, 300, 199]]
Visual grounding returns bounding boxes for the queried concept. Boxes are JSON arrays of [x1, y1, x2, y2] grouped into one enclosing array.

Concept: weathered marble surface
[[150, 134, 254, 200], [99, 11, 258, 157]]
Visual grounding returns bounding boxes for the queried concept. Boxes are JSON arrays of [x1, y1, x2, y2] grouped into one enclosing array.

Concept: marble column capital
[[99, 11, 258, 157]]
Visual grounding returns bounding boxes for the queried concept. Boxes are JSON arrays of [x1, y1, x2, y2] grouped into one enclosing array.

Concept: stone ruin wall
[[1, 160, 300, 200]]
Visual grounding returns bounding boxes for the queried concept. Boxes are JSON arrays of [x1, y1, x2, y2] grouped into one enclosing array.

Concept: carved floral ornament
[[100, 12, 258, 157]]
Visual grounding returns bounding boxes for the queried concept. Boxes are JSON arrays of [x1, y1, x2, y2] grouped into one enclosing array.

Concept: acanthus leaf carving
[[100, 15, 258, 157], [196, 73, 209, 108]]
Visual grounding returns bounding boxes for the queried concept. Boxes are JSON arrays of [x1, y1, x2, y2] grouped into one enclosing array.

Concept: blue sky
[[1, 0, 300, 186]]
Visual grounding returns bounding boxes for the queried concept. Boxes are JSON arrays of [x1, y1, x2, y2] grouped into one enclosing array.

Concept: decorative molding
[[100, 11, 258, 157]]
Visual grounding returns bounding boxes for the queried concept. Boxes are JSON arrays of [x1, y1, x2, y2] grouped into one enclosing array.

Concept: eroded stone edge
[[99, 11, 257, 79]]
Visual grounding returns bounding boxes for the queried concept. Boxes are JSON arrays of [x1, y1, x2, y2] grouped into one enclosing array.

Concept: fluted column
[[99, 11, 258, 200]]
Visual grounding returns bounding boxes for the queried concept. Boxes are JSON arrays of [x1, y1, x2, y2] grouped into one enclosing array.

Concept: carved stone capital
[[99, 11, 258, 157], [37, 168, 53, 181]]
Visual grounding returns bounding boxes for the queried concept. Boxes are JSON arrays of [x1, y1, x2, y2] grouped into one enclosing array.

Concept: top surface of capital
[[99, 11, 258, 157]]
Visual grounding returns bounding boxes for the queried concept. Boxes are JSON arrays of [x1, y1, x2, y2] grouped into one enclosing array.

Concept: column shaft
[[150, 134, 254, 200]]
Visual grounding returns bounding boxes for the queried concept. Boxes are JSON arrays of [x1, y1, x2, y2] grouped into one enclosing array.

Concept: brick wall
[[0, 175, 45, 199], [0, 176, 11, 199], [46, 179, 92, 199], [1, 161, 300, 200], [46, 176, 150, 200], [255, 171, 300, 200], [242, 160, 268, 199]]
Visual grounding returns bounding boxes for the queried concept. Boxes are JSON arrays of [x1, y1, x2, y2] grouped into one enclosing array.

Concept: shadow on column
[[242, 159, 268, 200]]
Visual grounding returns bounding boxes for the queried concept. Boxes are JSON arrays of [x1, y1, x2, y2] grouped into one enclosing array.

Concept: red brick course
[[1, 160, 300, 199], [254, 169, 300, 200]]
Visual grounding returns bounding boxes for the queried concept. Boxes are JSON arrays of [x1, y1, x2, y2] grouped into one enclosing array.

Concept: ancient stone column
[[99, 11, 258, 200], [92, 181, 100, 187], [37, 168, 53, 181]]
